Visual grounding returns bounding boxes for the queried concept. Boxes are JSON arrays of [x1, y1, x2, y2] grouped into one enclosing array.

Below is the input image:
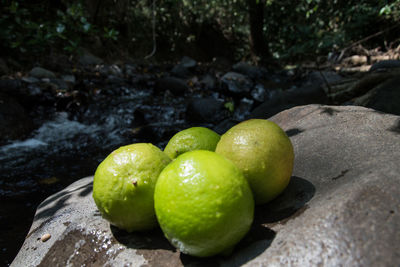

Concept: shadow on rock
[[212, 176, 315, 266], [112, 226, 185, 266], [256, 176, 316, 225], [285, 128, 303, 137], [111, 176, 315, 266], [217, 225, 276, 267], [321, 106, 340, 116], [177, 225, 276, 267], [111, 226, 175, 251], [388, 118, 400, 134], [25, 180, 94, 241], [177, 225, 275, 267], [34, 180, 93, 221], [175, 178, 315, 266], [180, 253, 221, 267]]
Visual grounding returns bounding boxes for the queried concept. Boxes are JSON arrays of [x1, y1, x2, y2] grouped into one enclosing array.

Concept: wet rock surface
[[221, 72, 254, 95], [155, 76, 189, 96], [186, 97, 228, 123], [12, 104, 400, 266]]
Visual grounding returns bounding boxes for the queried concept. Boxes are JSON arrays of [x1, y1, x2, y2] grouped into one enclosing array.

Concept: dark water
[[0, 82, 216, 265]]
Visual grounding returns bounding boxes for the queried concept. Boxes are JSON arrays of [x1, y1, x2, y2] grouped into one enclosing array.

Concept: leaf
[[56, 23, 65, 33], [224, 102, 235, 112], [11, 41, 20, 48], [83, 23, 91, 32], [379, 6, 390, 16]]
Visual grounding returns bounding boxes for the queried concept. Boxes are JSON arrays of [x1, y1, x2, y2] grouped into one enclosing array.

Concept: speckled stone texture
[[12, 104, 400, 266]]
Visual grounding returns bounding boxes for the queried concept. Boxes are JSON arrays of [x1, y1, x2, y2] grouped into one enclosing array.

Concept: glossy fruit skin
[[164, 127, 220, 159], [216, 119, 294, 205], [93, 143, 171, 232], [154, 150, 254, 257]]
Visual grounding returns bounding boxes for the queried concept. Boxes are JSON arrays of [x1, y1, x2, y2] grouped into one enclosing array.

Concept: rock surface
[[186, 97, 228, 123], [221, 72, 254, 95], [12, 104, 400, 266], [171, 56, 197, 78], [78, 50, 103, 66], [369, 59, 400, 72], [232, 62, 268, 79], [154, 76, 188, 96]]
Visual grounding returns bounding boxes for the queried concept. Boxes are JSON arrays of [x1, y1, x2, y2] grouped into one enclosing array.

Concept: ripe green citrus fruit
[[154, 150, 254, 257], [164, 127, 220, 159], [215, 119, 294, 205], [93, 143, 171, 232]]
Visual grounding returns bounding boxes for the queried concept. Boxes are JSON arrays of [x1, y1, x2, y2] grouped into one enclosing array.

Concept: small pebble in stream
[[40, 234, 51, 242]]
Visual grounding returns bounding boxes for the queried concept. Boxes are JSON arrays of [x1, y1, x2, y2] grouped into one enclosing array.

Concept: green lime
[[216, 119, 294, 205], [93, 143, 171, 232], [154, 150, 254, 257], [164, 127, 220, 159]]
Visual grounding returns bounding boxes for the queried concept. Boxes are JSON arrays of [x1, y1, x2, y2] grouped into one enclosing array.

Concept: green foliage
[[55, 2, 93, 52], [0, 0, 398, 62], [263, 0, 390, 60], [380, 0, 400, 20], [224, 102, 235, 113], [0, 0, 119, 57], [103, 27, 119, 41]]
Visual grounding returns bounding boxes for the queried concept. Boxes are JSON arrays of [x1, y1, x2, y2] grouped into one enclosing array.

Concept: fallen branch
[[337, 22, 400, 62]]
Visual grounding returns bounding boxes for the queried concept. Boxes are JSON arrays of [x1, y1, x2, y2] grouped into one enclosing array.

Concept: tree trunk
[[247, 0, 273, 64]]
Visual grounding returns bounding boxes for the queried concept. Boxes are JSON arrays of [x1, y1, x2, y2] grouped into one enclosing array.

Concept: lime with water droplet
[[93, 143, 171, 232]]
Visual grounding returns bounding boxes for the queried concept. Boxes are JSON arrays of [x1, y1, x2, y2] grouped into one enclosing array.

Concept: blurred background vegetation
[[1, 0, 400, 65]]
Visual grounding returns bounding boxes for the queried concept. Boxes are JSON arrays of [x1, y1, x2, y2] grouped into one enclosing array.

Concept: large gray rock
[[155, 76, 188, 96], [171, 56, 197, 78], [232, 62, 268, 79], [369, 60, 400, 72], [78, 50, 103, 66], [221, 72, 254, 95], [12, 105, 400, 266], [186, 97, 228, 123], [29, 67, 56, 79]]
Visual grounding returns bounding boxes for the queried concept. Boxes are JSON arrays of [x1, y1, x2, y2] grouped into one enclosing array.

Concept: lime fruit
[[154, 150, 254, 257], [93, 143, 171, 232], [215, 119, 294, 205], [164, 127, 220, 159]]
